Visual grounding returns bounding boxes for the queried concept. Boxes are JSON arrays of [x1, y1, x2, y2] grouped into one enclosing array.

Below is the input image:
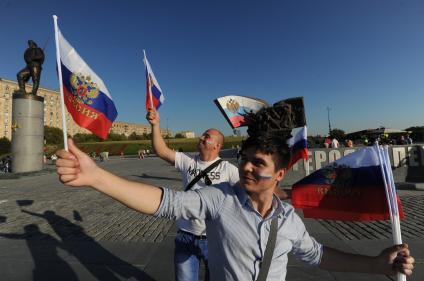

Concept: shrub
[[0, 137, 11, 155]]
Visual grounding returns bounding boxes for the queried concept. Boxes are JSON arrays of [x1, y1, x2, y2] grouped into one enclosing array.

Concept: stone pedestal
[[11, 93, 44, 173]]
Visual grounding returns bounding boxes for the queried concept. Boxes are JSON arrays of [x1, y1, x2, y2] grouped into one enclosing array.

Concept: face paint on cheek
[[257, 173, 273, 179], [206, 140, 214, 145]]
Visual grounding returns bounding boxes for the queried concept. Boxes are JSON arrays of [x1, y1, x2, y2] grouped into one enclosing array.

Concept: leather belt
[[178, 229, 207, 240]]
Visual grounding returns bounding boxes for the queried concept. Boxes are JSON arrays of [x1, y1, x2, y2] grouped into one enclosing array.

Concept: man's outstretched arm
[[319, 244, 414, 276], [56, 139, 163, 215], [146, 108, 176, 164]]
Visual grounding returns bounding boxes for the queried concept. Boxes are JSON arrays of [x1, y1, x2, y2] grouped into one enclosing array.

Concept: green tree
[[128, 132, 138, 140], [330, 128, 345, 141], [107, 133, 127, 141], [405, 126, 424, 142], [44, 126, 64, 145], [175, 133, 185, 138], [0, 137, 11, 155], [307, 135, 323, 148]]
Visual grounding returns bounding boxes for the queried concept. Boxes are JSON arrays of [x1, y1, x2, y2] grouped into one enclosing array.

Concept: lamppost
[[326, 106, 332, 136]]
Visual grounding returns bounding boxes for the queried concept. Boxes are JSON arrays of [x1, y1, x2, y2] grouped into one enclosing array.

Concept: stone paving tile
[[1, 157, 424, 246]]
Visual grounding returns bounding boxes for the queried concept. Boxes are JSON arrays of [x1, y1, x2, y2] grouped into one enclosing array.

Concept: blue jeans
[[174, 231, 209, 281]]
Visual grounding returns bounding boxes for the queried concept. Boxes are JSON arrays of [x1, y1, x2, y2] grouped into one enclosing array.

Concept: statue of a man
[[17, 40, 45, 95]]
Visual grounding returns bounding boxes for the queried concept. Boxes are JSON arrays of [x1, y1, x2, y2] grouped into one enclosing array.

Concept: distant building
[[110, 121, 170, 137], [178, 131, 196, 138], [0, 78, 91, 139], [0, 78, 171, 139]]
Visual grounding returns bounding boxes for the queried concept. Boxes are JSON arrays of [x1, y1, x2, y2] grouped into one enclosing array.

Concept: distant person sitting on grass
[[56, 101, 414, 281]]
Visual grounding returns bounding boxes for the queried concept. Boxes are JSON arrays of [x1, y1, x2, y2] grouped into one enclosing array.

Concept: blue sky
[[1, 0, 423, 136]]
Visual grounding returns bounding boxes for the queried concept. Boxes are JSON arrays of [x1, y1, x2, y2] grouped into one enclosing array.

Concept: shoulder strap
[[184, 159, 223, 191], [257, 217, 278, 281]]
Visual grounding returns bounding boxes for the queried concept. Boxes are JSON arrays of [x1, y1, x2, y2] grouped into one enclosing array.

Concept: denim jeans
[[174, 231, 209, 281]]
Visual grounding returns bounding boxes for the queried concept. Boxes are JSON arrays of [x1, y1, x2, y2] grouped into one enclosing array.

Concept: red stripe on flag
[[292, 183, 405, 221], [63, 88, 112, 139], [145, 92, 160, 111], [288, 148, 308, 169]]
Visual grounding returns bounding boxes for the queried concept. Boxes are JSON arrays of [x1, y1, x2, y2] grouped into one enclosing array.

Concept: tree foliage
[[0, 137, 11, 155], [330, 128, 345, 140], [73, 133, 102, 143], [107, 133, 127, 141], [44, 126, 64, 145]]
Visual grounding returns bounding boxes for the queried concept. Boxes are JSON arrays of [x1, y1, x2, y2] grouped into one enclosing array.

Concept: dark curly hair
[[241, 100, 297, 170]]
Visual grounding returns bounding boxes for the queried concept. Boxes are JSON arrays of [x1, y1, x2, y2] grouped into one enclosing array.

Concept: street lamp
[[326, 106, 332, 136]]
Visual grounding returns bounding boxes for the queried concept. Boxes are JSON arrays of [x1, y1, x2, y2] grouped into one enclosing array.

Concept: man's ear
[[214, 141, 222, 151], [275, 168, 286, 182]]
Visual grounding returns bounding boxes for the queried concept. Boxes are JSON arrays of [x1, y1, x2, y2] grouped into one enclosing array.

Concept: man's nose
[[241, 160, 253, 172]]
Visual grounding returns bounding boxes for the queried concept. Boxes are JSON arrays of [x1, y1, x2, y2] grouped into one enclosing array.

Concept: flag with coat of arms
[[54, 19, 118, 140], [291, 145, 405, 221]]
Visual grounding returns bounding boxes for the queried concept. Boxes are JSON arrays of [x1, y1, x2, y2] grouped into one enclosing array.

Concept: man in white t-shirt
[[331, 138, 339, 148], [146, 108, 239, 281]]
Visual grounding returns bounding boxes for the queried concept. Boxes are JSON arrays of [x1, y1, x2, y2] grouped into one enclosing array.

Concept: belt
[[178, 230, 207, 240]]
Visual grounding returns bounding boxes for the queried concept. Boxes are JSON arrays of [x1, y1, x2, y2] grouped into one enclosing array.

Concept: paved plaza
[[0, 155, 423, 280]]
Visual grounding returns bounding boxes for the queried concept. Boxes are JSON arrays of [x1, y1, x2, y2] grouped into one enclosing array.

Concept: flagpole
[[143, 49, 154, 109], [53, 15, 68, 151], [375, 143, 405, 281], [382, 147, 404, 245], [375, 143, 394, 221], [383, 147, 405, 281], [304, 126, 310, 176]]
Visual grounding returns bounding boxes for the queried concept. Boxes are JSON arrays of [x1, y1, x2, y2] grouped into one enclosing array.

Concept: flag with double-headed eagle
[[291, 146, 405, 221], [143, 51, 164, 111], [213, 95, 269, 128], [57, 28, 117, 139]]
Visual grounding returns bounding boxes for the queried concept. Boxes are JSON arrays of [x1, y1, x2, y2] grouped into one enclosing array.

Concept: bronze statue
[[16, 40, 45, 95]]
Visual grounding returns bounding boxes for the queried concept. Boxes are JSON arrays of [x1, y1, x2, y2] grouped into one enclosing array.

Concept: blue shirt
[[155, 182, 323, 281]]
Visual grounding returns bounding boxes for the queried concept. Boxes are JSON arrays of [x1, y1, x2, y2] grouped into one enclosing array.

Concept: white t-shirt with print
[[175, 152, 239, 235]]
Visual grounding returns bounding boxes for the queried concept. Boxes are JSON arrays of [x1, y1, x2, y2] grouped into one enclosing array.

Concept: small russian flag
[[287, 126, 308, 169], [144, 51, 165, 111]]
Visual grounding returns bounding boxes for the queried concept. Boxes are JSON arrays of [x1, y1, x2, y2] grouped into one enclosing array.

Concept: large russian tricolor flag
[[291, 146, 404, 221], [143, 52, 164, 111], [287, 126, 308, 169], [57, 28, 117, 140]]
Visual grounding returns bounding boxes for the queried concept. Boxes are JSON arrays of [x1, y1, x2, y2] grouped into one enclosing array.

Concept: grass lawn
[[44, 136, 244, 156]]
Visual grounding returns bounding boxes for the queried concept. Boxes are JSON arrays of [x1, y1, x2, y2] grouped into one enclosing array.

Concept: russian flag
[[287, 126, 308, 169], [143, 52, 164, 111], [57, 28, 117, 140], [213, 95, 268, 129], [291, 146, 405, 221]]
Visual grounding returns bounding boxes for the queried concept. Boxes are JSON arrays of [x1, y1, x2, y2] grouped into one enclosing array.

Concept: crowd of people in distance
[[318, 134, 414, 149]]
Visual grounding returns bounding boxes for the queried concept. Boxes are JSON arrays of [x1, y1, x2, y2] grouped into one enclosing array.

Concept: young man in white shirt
[[56, 103, 414, 281]]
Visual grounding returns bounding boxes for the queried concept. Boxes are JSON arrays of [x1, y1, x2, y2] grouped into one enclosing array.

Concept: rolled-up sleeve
[[154, 186, 226, 221], [291, 215, 324, 266]]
